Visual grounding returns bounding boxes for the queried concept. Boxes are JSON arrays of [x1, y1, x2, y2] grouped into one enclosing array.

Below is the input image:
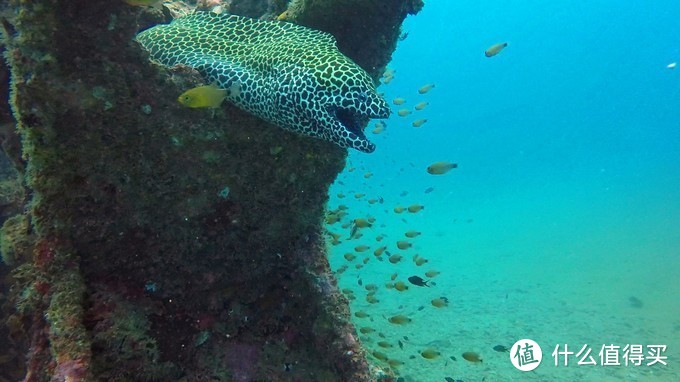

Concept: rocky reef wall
[[0, 0, 422, 380]]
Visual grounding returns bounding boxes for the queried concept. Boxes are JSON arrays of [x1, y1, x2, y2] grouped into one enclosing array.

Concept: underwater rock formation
[[0, 0, 421, 380]]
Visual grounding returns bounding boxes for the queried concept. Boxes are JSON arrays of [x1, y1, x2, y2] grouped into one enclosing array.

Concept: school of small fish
[[325, 167, 452, 375], [321, 40, 519, 377], [322, 73, 466, 375]]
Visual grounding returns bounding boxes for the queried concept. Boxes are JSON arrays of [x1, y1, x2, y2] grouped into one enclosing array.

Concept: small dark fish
[[408, 276, 429, 287], [357, 278, 363, 286], [398, 340, 404, 349], [449, 355, 457, 361], [425, 187, 434, 194], [403, 336, 409, 341], [378, 196, 384, 204], [417, 305, 425, 311], [629, 296, 643, 308], [444, 378, 455, 382], [493, 345, 510, 353]]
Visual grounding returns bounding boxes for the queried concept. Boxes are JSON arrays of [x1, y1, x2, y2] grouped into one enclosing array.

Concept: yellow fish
[[431, 297, 449, 308], [418, 83, 435, 94], [421, 348, 441, 359], [276, 10, 289, 21], [353, 218, 372, 228], [396, 240, 412, 250], [462, 351, 483, 363], [414, 101, 429, 110], [372, 351, 389, 361], [425, 270, 440, 278], [178, 84, 227, 108], [388, 314, 411, 325], [427, 161, 457, 175], [485, 42, 508, 57], [407, 204, 424, 213], [393, 98, 407, 105], [387, 359, 404, 367], [397, 109, 412, 117], [372, 121, 386, 134], [414, 255, 428, 266], [412, 119, 427, 127]]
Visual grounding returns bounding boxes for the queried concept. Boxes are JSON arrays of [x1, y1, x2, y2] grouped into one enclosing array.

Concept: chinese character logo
[[511, 339, 543, 371]]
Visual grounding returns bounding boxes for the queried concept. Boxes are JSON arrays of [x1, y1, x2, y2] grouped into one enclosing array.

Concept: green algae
[[0, 214, 31, 265]]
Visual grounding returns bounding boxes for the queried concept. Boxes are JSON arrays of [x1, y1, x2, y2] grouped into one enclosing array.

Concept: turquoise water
[[327, 1, 680, 381]]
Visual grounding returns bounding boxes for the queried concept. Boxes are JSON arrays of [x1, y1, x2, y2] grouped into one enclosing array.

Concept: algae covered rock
[[0, 214, 32, 266], [0, 0, 423, 380]]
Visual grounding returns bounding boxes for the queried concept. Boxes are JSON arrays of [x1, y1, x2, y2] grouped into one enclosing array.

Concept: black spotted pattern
[[136, 12, 390, 152]]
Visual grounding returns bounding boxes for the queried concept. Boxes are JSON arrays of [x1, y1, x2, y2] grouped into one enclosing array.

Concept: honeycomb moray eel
[[136, 12, 390, 152]]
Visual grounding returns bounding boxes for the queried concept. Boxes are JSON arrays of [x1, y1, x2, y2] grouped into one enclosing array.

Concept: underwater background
[[0, 0, 677, 380], [327, 0, 680, 381]]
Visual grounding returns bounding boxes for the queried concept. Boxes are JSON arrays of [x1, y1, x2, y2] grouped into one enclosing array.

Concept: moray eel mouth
[[324, 92, 391, 153], [336, 108, 363, 132], [334, 106, 381, 142]]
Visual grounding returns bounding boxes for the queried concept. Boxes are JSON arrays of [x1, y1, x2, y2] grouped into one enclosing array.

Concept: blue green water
[[327, 1, 680, 381]]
